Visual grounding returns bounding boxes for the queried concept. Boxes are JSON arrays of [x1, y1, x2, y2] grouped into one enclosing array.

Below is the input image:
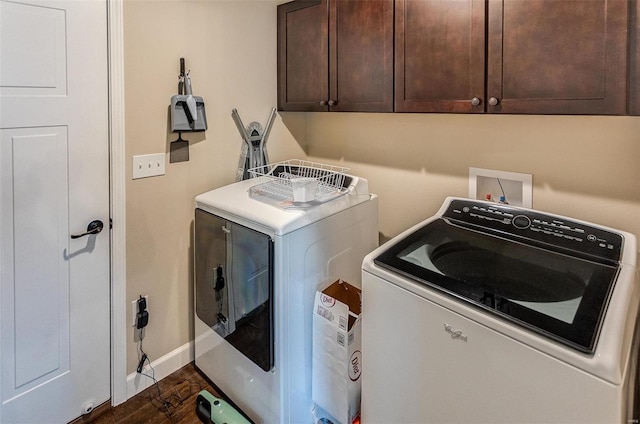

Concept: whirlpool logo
[[444, 323, 468, 342]]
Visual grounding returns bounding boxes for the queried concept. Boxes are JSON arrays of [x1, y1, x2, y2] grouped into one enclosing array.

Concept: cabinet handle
[[319, 100, 327, 106], [471, 97, 481, 106], [488, 97, 500, 106], [328, 100, 337, 106]]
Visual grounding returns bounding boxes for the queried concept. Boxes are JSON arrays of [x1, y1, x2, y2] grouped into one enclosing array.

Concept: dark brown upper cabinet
[[277, 0, 394, 112], [395, 0, 486, 113], [396, 0, 629, 115], [629, 0, 640, 115]]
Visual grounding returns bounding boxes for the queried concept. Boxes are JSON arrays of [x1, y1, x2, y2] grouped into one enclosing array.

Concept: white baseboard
[[126, 340, 195, 399]]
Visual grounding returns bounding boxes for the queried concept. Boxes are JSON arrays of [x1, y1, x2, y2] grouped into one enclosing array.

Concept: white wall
[[302, 113, 640, 244], [123, 0, 305, 375]]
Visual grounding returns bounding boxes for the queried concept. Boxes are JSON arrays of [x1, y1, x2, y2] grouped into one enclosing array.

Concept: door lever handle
[[71, 220, 104, 239]]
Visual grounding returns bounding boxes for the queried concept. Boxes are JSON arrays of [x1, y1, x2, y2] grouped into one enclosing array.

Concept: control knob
[[512, 215, 531, 229]]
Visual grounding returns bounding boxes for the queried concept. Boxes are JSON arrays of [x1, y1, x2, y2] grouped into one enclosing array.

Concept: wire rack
[[248, 160, 350, 206]]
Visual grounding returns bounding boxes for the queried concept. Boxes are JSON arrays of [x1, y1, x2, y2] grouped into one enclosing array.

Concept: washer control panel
[[443, 199, 623, 262]]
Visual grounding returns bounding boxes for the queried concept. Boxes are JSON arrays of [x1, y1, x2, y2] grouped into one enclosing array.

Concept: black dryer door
[[195, 208, 274, 371]]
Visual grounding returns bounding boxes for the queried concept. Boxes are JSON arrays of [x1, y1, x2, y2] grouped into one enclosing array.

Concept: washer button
[[512, 215, 531, 229]]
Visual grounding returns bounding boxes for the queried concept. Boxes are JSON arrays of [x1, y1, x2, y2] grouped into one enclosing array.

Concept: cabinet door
[[329, 0, 393, 112], [487, 0, 628, 115], [395, 0, 486, 113], [629, 0, 640, 115], [278, 0, 328, 111]]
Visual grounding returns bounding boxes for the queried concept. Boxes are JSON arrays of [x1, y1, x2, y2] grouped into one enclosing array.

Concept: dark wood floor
[[80, 363, 224, 424]]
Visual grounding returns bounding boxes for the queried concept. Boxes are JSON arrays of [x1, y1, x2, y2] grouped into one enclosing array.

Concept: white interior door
[[0, 0, 110, 423]]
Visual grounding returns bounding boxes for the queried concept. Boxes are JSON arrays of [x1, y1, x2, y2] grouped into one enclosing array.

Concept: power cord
[[136, 328, 148, 373], [136, 328, 205, 420], [137, 328, 175, 418]]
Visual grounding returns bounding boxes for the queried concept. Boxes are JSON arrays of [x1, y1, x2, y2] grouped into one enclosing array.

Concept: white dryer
[[362, 197, 639, 423], [194, 165, 378, 423]]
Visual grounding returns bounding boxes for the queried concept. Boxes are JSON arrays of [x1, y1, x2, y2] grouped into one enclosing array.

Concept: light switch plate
[[132, 153, 165, 179]]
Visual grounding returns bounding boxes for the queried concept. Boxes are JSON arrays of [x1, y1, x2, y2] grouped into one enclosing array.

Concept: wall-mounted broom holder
[[170, 58, 208, 163], [170, 58, 207, 133]]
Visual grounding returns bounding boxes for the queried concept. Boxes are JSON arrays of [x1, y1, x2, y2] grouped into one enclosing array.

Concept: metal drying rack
[[248, 159, 351, 208]]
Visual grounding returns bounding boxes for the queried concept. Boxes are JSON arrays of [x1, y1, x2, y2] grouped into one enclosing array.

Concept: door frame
[[107, 0, 128, 406]]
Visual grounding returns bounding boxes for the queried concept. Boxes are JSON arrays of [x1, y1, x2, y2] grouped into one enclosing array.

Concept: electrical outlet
[[131, 295, 149, 327], [469, 167, 533, 208], [132, 153, 165, 179]]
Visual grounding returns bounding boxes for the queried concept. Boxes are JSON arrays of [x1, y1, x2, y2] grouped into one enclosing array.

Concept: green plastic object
[[195, 390, 251, 424]]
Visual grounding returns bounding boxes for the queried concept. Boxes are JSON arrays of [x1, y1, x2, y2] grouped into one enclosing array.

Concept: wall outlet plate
[[469, 167, 533, 208], [132, 153, 165, 179]]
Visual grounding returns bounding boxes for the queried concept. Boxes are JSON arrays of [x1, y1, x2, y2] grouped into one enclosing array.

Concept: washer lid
[[374, 217, 619, 354]]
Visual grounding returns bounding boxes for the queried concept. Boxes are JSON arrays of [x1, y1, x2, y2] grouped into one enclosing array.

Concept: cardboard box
[[312, 280, 362, 424]]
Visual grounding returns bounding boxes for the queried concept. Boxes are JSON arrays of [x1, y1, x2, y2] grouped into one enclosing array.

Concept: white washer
[[194, 174, 377, 423], [362, 197, 639, 423]]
